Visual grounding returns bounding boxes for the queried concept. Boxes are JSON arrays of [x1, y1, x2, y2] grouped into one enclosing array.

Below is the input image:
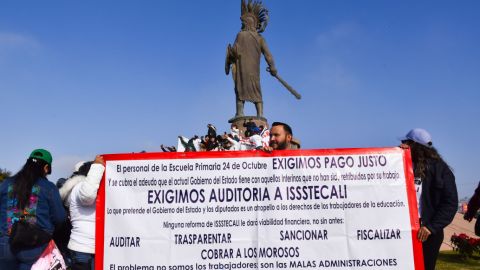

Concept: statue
[[225, 0, 301, 122]]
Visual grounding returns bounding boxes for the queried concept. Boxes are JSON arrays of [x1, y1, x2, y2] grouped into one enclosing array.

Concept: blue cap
[[400, 128, 432, 147]]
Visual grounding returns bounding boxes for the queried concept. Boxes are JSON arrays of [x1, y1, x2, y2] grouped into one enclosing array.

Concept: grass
[[436, 250, 480, 270]]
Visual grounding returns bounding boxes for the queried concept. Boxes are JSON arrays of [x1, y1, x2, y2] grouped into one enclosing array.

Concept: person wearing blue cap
[[0, 149, 66, 270], [400, 129, 458, 270]]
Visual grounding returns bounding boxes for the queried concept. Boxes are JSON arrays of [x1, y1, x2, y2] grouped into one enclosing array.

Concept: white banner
[[96, 148, 423, 270]]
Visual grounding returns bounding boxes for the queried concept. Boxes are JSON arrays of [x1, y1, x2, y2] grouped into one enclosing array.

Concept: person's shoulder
[[428, 159, 455, 182], [426, 158, 446, 169], [1, 177, 14, 184], [36, 177, 58, 190], [60, 175, 85, 197], [69, 176, 88, 195], [432, 159, 451, 172], [67, 174, 86, 182], [0, 177, 13, 190]]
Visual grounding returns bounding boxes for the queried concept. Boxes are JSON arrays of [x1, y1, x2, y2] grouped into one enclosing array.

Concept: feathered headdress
[[241, 0, 269, 33]]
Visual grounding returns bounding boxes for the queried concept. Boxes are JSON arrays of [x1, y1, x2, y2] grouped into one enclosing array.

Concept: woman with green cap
[[0, 149, 66, 270]]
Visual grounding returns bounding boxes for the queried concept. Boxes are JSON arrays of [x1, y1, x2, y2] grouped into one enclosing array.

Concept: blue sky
[[1, 1, 479, 198]]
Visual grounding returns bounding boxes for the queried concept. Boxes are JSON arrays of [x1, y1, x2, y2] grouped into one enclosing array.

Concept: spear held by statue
[[225, 43, 302, 100], [267, 67, 301, 100]]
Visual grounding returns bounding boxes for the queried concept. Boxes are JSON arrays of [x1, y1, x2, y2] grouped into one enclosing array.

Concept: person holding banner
[[0, 149, 66, 270], [59, 155, 105, 270], [400, 128, 458, 270]]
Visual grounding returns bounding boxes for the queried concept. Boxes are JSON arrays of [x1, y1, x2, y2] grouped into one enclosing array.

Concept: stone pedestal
[[228, 116, 268, 138], [290, 138, 301, 149], [228, 116, 301, 149]]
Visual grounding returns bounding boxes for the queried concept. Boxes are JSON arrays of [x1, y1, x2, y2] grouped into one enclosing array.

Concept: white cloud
[[0, 32, 40, 51], [0, 32, 42, 67], [313, 61, 358, 93], [316, 22, 361, 49], [307, 22, 364, 94]]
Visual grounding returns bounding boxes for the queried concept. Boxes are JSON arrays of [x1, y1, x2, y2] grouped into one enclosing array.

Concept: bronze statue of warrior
[[226, 0, 277, 119]]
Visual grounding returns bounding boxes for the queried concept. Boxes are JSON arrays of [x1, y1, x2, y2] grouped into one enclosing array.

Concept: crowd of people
[[160, 122, 270, 152], [162, 122, 279, 152], [0, 126, 460, 270]]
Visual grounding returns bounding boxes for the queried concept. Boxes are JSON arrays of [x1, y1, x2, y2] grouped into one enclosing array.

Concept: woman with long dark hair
[[0, 149, 66, 270], [400, 129, 458, 270]]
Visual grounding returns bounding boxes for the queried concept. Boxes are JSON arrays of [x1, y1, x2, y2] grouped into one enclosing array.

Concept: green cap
[[29, 149, 53, 165]]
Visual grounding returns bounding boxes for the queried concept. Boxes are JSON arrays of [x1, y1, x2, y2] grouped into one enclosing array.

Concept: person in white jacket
[[59, 155, 105, 270]]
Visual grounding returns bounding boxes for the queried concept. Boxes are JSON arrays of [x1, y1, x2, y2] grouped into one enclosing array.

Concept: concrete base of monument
[[290, 138, 301, 149], [228, 115, 268, 138]]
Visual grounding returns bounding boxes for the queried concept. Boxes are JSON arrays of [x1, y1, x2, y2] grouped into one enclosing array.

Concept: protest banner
[[95, 147, 423, 270]]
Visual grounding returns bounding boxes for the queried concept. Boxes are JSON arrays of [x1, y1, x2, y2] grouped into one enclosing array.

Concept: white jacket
[[60, 163, 105, 254]]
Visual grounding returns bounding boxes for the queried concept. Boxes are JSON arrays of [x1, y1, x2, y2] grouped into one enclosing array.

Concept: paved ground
[[441, 213, 476, 251]]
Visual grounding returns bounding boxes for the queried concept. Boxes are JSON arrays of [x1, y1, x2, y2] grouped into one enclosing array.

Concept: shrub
[[451, 233, 480, 258]]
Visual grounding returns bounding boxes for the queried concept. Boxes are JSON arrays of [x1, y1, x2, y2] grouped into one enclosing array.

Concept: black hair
[[77, 161, 94, 177], [56, 178, 67, 189], [12, 158, 50, 210], [271, 122, 293, 136], [407, 140, 447, 179]]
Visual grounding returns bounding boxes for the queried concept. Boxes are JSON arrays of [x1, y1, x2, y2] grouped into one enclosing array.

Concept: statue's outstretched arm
[[261, 37, 277, 76]]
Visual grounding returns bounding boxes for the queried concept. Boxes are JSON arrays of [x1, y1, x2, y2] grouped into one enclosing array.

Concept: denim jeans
[[0, 235, 48, 270], [69, 249, 94, 270]]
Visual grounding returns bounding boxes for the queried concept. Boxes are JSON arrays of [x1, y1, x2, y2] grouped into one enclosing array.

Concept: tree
[[0, 168, 11, 183]]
